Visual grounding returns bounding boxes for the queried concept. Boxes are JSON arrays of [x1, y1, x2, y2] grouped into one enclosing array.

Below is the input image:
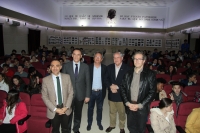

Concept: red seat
[[28, 94, 50, 133], [176, 68, 187, 75], [0, 90, 7, 107], [22, 77, 30, 85], [172, 75, 186, 82], [156, 74, 171, 82], [176, 102, 200, 130], [36, 68, 46, 77], [163, 84, 172, 96], [196, 75, 200, 80], [20, 92, 31, 114], [184, 86, 200, 101], [31, 62, 46, 69]]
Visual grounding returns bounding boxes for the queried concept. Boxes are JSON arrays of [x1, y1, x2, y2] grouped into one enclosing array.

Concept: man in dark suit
[[105, 52, 131, 133], [42, 59, 74, 133], [87, 52, 107, 131], [62, 48, 91, 133], [120, 51, 156, 133]]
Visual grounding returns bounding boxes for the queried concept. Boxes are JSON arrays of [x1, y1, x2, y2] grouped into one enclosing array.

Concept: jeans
[[87, 90, 103, 126]]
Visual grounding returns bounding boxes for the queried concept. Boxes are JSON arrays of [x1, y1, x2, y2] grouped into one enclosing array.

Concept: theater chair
[[36, 68, 46, 77], [172, 75, 186, 82], [184, 86, 200, 101], [176, 68, 187, 75], [27, 94, 51, 133], [176, 102, 200, 132], [0, 90, 7, 107], [22, 77, 30, 85], [156, 74, 171, 82], [163, 84, 172, 96], [20, 92, 31, 114]]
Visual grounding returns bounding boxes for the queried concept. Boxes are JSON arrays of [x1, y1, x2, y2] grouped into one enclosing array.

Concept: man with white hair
[[105, 52, 131, 133]]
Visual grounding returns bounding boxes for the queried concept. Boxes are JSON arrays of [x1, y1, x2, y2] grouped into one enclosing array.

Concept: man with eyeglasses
[[120, 51, 156, 133]]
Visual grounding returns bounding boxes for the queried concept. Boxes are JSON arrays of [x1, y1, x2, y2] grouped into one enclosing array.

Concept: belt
[[92, 89, 102, 91], [131, 101, 137, 104]]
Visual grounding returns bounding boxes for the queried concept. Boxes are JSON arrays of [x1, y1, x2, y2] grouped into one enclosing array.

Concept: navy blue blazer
[[105, 63, 131, 102]]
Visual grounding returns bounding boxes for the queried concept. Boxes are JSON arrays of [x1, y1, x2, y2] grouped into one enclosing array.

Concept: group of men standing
[[41, 48, 156, 133]]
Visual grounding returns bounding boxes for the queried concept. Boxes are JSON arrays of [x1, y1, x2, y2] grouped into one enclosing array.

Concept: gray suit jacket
[[62, 61, 91, 101], [41, 73, 74, 119]]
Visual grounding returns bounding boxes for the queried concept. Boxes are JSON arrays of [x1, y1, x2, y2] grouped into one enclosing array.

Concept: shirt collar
[[52, 73, 61, 78], [115, 63, 122, 69], [134, 67, 143, 74], [73, 61, 80, 66]]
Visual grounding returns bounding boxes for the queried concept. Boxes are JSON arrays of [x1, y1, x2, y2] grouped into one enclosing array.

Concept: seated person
[[0, 89, 28, 133], [157, 59, 166, 74], [26, 74, 41, 95], [27, 67, 43, 78], [185, 107, 200, 133], [1, 64, 14, 78], [11, 75, 26, 92], [14, 64, 28, 78], [13, 58, 20, 69], [152, 58, 158, 66], [0, 73, 10, 93], [181, 72, 197, 87], [40, 56, 47, 65], [169, 82, 188, 107], [166, 65, 177, 78], [45, 65, 51, 76], [1, 57, 13, 68], [154, 78, 167, 101], [24, 60, 33, 68], [150, 98, 176, 133], [30, 55, 39, 63], [182, 62, 193, 75]]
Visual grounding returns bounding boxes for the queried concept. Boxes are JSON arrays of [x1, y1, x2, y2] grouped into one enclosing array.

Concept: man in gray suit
[[42, 59, 74, 133], [62, 48, 91, 133]]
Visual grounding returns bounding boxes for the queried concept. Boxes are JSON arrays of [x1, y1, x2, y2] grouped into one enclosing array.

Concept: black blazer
[[105, 63, 131, 102], [89, 63, 107, 100], [120, 67, 156, 114]]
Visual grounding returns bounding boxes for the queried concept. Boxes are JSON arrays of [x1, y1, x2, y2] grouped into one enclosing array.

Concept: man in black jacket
[[120, 51, 156, 133], [105, 52, 131, 133]]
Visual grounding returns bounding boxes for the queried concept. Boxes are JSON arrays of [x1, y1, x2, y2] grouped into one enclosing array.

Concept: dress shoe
[[105, 127, 115, 132], [74, 131, 80, 133], [120, 129, 125, 133], [87, 125, 91, 131], [98, 124, 103, 130]]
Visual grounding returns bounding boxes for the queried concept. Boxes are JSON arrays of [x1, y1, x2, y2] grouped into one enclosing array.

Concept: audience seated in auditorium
[[185, 107, 200, 133], [0, 73, 10, 93], [14, 64, 28, 78], [152, 48, 159, 59], [24, 60, 33, 68], [60, 46, 67, 55], [166, 51, 175, 61], [45, 65, 51, 76], [166, 65, 177, 78], [30, 55, 38, 63], [52, 46, 59, 56], [40, 56, 47, 65], [10, 53, 16, 62], [181, 39, 190, 53], [1, 64, 14, 78], [25, 74, 41, 95], [61, 54, 70, 63], [150, 98, 176, 133], [13, 58, 20, 69], [154, 78, 167, 101], [0, 89, 28, 133], [27, 67, 43, 78], [157, 59, 166, 74], [176, 51, 184, 61], [152, 58, 158, 66], [11, 75, 26, 92], [181, 72, 197, 87], [169, 82, 188, 108], [1, 57, 13, 68], [175, 57, 183, 68], [21, 50, 27, 56], [67, 46, 74, 57]]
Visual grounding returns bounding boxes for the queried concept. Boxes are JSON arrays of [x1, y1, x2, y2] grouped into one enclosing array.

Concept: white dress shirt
[[73, 61, 80, 74], [3, 106, 16, 123], [0, 80, 9, 93]]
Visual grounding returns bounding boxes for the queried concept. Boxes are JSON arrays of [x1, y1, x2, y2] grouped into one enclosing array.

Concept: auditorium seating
[[22, 77, 30, 85], [176, 68, 187, 75], [0, 90, 7, 107], [36, 68, 46, 77], [172, 75, 186, 82], [163, 84, 172, 96], [156, 74, 171, 82], [27, 94, 50, 133], [184, 86, 200, 101], [20, 92, 31, 114]]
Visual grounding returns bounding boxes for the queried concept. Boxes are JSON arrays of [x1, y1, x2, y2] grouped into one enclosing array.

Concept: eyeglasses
[[133, 58, 144, 61]]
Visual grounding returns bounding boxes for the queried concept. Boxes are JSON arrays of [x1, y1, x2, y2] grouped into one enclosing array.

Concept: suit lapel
[[61, 74, 67, 104], [69, 62, 75, 80], [116, 63, 124, 80], [49, 75, 57, 102]]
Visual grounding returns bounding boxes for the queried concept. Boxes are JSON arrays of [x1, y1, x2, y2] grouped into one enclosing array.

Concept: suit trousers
[[127, 109, 148, 133], [87, 90, 104, 126], [51, 113, 70, 133], [108, 100, 126, 129], [67, 98, 84, 133]]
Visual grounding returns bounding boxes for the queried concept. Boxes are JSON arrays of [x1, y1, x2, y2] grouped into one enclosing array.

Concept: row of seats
[[146, 101, 200, 132]]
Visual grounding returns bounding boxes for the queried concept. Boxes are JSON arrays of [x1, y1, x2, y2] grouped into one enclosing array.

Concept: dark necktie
[[56, 76, 62, 105], [75, 64, 78, 77]]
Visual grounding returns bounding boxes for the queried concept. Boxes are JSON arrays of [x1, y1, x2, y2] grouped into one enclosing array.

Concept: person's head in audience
[[41, 56, 46, 62], [175, 57, 181, 62], [196, 57, 200, 63], [61, 46, 66, 52], [156, 78, 166, 93], [30, 55, 38, 62], [30, 50, 35, 56], [58, 58, 64, 65], [2, 64, 9, 73], [168, 65, 176, 74], [10, 53, 16, 60], [42, 51, 46, 57], [46, 65, 51, 76], [4, 57, 11, 65], [52, 46, 56, 52], [11, 49, 17, 54], [171, 82, 182, 96], [187, 72, 197, 84], [50, 59, 62, 76], [72, 48, 82, 63], [21, 50, 26, 56], [185, 62, 191, 69], [70, 46, 74, 52], [158, 59, 164, 66], [148, 64, 153, 70], [28, 67, 37, 77], [11, 75, 25, 91], [20, 56, 26, 62], [17, 64, 25, 74], [0, 73, 10, 90], [24, 60, 32, 68], [158, 98, 173, 112], [154, 48, 158, 53], [152, 58, 158, 66], [7, 89, 20, 114], [48, 51, 54, 58], [30, 74, 40, 86], [177, 51, 182, 56], [14, 58, 19, 67]]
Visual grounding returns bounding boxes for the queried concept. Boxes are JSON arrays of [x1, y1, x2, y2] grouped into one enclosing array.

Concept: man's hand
[[169, 93, 174, 101], [61, 107, 68, 114], [110, 84, 118, 93], [128, 103, 139, 111], [84, 97, 90, 103], [55, 108, 65, 115]]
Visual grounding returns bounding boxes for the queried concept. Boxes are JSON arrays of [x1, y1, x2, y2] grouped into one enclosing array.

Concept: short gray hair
[[113, 52, 124, 57], [93, 51, 104, 59], [132, 51, 147, 60]]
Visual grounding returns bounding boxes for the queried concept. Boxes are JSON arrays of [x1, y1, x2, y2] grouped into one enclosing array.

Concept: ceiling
[[53, 0, 180, 7]]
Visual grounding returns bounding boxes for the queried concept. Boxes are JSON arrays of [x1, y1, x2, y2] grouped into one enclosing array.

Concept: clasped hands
[[110, 84, 118, 93], [55, 107, 68, 115], [127, 103, 139, 111]]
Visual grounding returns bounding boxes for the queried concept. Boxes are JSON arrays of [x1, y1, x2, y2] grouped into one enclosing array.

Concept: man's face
[[190, 75, 196, 82], [133, 54, 145, 68], [72, 50, 82, 63], [113, 53, 123, 66], [50, 60, 62, 75], [157, 83, 164, 92], [172, 85, 181, 95], [94, 53, 103, 64], [18, 66, 23, 73]]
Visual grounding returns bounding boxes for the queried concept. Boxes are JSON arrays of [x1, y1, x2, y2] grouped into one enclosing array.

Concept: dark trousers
[[51, 104, 70, 133], [87, 90, 103, 126], [0, 124, 16, 133], [67, 98, 84, 133], [127, 109, 148, 133]]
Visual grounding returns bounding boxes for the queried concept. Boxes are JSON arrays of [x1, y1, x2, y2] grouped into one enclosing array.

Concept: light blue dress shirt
[[92, 66, 102, 90]]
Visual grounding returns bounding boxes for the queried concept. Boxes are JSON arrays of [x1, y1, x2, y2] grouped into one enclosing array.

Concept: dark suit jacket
[[62, 61, 91, 101], [89, 63, 107, 100], [105, 63, 131, 102]]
